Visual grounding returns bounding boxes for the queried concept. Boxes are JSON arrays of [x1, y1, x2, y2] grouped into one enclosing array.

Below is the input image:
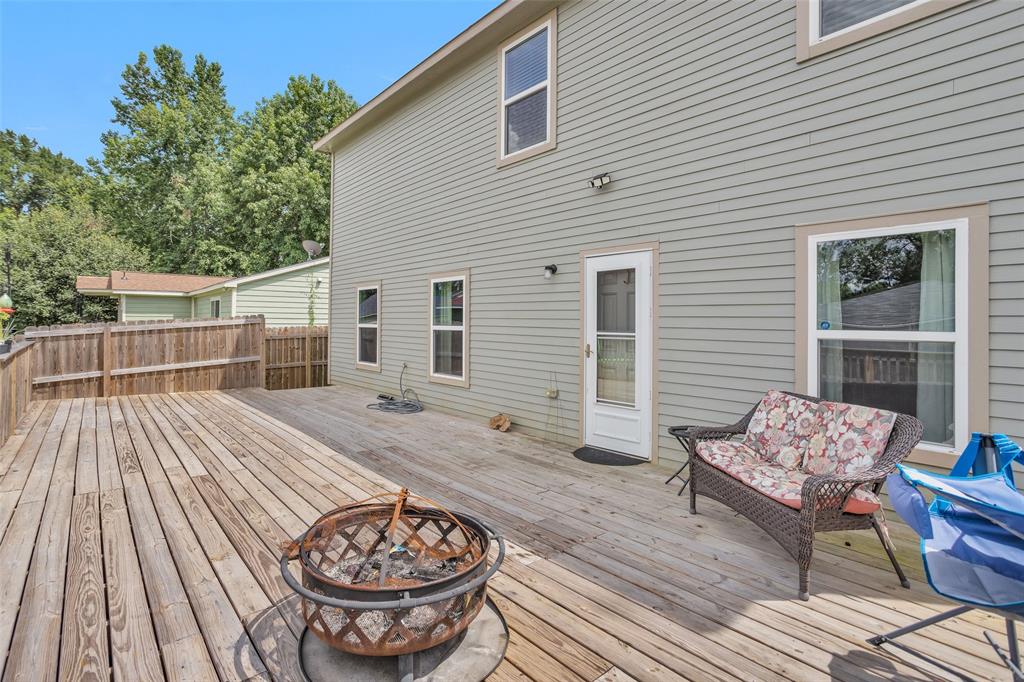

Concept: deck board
[[0, 387, 1016, 681]]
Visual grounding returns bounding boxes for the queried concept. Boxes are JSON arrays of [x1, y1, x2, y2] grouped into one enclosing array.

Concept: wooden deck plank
[[100, 489, 165, 682], [1, 387, 1012, 682], [0, 400, 71, 677], [118, 397, 266, 681], [58, 492, 109, 682], [4, 399, 82, 681], [238, 386, 1014, 681]]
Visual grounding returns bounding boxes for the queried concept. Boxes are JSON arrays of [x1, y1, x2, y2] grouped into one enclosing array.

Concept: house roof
[[77, 257, 330, 297], [188, 257, 330, 295], [313, 0, 559, 154], [76, 272, 232, 295]]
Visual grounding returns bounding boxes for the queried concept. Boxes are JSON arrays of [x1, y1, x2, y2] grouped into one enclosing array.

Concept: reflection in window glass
[[819, 0, 917, 37], [358, 289, 378, 324], [433, 280, 464, 326], [504, 28, 547, 98], [597, 269, 636, 333], [433, 330, 463, 378], [505, 89, 547, 155], [597, 337, 635, 406], [816, 229, 954, 332], [819, 339, 954, 445], [358, 328, 378, 365]]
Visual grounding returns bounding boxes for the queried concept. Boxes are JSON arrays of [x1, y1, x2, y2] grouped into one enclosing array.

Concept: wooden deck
[[0, 387, 1015, 681]]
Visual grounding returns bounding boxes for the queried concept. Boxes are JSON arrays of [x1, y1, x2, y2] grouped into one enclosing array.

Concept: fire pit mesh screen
[[284, 488, 496, 657]]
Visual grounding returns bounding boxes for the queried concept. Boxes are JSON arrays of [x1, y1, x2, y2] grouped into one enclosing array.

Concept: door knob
[[584, 343, 592, 358]]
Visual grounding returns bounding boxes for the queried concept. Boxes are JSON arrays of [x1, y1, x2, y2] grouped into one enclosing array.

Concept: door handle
[[584, 343, 592, 358]]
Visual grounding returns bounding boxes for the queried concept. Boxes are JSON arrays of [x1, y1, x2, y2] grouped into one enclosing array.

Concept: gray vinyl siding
[[328, 0, 1024, 462], [234, 262, 330, 327]]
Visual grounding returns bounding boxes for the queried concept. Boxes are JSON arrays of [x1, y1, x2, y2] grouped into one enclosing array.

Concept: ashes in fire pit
[[324, 544, 468, 587]]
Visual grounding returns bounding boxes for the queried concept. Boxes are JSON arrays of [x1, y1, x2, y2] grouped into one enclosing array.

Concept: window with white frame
[[499, 13, 555, 161], [356, 285, 379, 367], [210, 299, 220, 318], [811, 0, 922, 42], [808, 219, 967, 451], [430, 275, 467, 382]]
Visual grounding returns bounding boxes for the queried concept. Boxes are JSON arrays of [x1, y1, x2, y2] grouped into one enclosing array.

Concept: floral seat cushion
[[695, 440, 881, 514], [742, 389, 820, 469], [802, 401, 898, 476]]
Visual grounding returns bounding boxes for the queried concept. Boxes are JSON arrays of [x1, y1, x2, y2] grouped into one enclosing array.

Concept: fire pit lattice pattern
[[285, 489, 494, 657]]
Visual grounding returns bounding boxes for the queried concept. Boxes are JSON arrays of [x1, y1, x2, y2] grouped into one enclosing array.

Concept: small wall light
[[587, 172, 611, 189], [543, 264, 558, 279]]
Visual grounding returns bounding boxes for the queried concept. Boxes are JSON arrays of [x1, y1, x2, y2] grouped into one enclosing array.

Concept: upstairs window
[[210, 299, 220, 318], [797, 0, 970, 62], [498, 12, 556, 164], [356, 285, 380, 369], [816, 0, 920, 40]]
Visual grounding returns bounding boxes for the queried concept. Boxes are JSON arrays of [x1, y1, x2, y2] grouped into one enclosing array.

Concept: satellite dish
[[302, 240, 323, 260]]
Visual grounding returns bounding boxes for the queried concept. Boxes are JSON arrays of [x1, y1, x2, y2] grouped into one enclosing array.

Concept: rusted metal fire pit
[[280, 488, 506, 680]]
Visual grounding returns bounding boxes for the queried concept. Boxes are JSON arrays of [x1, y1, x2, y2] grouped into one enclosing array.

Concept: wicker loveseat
[[678, 390, 924, 600]]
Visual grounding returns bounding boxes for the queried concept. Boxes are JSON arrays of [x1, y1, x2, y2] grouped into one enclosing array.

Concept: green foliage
[[227, 75, 354, 272], [0, 202, 149, 327], [94, 45, 236, 274], [3, 45, 356, 326], [0, 130, 97, 213]]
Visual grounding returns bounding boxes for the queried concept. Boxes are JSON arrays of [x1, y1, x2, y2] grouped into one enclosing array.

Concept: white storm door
[[584, 250, 653, 459]]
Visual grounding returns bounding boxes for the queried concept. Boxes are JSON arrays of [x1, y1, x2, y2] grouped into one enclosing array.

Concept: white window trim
[[210, 299, 221, 318], [808, 0, 927, 43], [355, 284, 380, 371], [806, 218, 968, 455], [428, 273, 469, 386], [497, 11, 557, 166]]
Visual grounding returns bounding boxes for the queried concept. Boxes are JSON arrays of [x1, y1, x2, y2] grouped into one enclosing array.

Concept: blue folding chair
[[868, 433, 1024, 679]]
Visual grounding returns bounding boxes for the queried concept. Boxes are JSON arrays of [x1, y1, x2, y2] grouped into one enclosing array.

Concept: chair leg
[[867, 605, 973, 646], [798, 568, 810, 601], [688, 463, 697, 514], [1007, 619, 1020, 671], [871, 515, 911, 589]]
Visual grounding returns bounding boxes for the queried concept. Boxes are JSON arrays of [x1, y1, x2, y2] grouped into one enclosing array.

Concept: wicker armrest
[[800, 466, 890, 513]]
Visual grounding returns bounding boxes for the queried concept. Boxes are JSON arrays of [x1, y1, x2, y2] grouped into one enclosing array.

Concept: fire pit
[[280, 488, 507, 681]]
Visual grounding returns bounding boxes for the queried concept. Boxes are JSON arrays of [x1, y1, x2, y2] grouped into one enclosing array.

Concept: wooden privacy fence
[[0, 341, 36, 446], [264, 325, 328, 390], [24, 316, 265, 400]]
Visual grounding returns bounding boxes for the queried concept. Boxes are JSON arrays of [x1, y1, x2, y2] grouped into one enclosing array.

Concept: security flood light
[[587, 173, 611, 189]]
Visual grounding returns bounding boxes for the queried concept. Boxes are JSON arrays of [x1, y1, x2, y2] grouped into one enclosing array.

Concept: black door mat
[[572, 446, 645, 466]]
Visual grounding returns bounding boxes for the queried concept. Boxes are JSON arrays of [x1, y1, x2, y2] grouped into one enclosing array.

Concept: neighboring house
[[318, 0, 1022, 470], [76, 257, 329, 326]]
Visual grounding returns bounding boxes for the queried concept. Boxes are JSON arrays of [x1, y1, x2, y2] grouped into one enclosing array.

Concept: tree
[[0, 130, 96, 213], [226, 75, 355, 272], [0, 201, 149, 327], [94, 45, 236, 274]]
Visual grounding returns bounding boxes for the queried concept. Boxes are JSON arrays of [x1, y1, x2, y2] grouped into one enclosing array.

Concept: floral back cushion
[[742, 390, 820, 469], [802, 401, 897, 476]]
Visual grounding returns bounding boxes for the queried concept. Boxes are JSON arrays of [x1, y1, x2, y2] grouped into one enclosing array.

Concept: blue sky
[[0, 0, 501, 164]]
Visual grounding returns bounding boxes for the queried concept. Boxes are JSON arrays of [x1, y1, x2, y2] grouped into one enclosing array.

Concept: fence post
[[101, 326, 112, 397], [256, 317, 266, 389], [305, 326, 313, 388]]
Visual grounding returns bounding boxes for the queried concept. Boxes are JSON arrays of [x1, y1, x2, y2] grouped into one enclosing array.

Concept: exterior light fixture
[[544, 264, 558, 279], [587, 173, 611, 189]]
